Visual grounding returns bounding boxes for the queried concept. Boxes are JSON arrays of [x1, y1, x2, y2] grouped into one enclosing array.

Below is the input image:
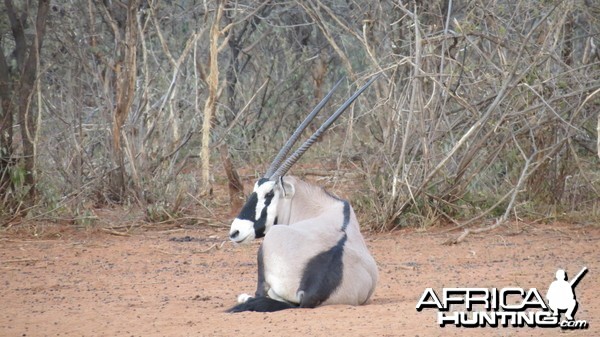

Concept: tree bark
[[111, 1, 139, 200], [200, 1, 224, 195], [0, 38, 14, 199], [1, 0, 51, 203], [219, 144, 244, 216]]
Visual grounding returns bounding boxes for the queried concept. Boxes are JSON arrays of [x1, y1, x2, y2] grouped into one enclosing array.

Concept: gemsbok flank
[[227, 76, 379, 312]]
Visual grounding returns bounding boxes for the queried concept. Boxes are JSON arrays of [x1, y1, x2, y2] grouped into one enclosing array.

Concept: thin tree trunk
[[110, 0, 139, 200], [0, 47, 14, 200], [220, 144, 244, 216], [200, 1, 224, 195], [15, 0, 51, 202]]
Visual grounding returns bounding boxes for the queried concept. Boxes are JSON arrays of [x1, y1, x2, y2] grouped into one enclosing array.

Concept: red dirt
[[1, 222, 598, 336]]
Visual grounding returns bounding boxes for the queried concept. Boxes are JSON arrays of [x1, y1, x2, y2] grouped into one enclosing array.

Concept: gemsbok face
[[229, 178, 283, 244], [227, 75, 379, 312]]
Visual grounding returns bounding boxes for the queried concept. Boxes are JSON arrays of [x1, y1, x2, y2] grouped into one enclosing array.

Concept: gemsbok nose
[[229, 230, 240, 240]]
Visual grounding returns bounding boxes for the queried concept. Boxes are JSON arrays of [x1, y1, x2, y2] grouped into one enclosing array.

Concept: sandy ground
[[1, 222, 598, 337]]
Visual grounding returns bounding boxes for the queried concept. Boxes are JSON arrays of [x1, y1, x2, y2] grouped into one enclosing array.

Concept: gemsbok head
[[227, 76, 379, 312]]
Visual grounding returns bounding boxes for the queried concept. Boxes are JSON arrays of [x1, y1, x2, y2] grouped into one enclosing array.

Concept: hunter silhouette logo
[[547, 267, 587, 321], [416, 267, 589, 329]]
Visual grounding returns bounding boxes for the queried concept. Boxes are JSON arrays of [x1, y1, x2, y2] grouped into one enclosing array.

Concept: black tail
[[226, 297, 297, 313]]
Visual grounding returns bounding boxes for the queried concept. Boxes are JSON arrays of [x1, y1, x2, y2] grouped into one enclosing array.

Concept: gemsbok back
[[227, 76, 379, 312]]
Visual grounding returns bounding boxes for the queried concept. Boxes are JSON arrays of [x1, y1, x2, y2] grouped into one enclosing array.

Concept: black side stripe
[[298, 234, 347, 308], [341, 200, 350, 232], [322, 189, 351, 233]]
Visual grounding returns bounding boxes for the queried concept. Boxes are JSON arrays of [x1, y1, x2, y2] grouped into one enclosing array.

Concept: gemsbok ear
[[278, 178, 295, 199]]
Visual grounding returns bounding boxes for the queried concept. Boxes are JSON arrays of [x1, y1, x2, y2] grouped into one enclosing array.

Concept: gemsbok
[[227, 76, 379, 312]]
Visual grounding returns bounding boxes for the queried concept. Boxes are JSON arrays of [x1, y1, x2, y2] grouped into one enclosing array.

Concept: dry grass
[[1, 0, 598, 231]]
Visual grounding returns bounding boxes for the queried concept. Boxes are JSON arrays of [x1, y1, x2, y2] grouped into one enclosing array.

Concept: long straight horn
[[264, 78, 345, 178], [271, 74, 379, 179]]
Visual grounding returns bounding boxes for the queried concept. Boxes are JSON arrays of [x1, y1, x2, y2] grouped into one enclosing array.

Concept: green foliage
[[10, 165, 26, 189]]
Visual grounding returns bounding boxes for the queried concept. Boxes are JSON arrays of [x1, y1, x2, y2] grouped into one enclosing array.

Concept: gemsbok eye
[[265, 191, 275, 198]]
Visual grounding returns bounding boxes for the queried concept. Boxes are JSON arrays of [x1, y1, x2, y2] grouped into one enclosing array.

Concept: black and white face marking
[[229, 178, 281, 244]]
